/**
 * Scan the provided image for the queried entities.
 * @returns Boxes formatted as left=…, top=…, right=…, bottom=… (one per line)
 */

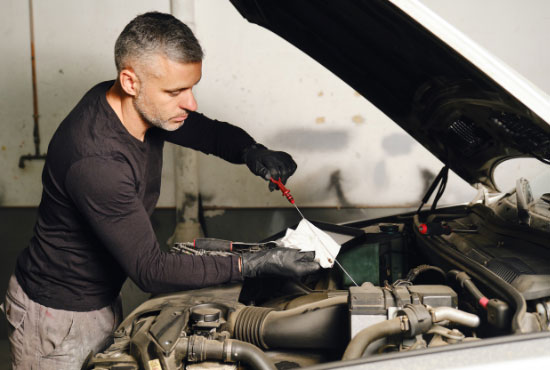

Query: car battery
left=338, top=223, right=408, bottom=286
left=349, top=282, right=458, bottom=355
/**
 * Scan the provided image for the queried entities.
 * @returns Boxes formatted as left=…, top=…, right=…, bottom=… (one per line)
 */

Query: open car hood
left=230, top=0, right=550, bottom=191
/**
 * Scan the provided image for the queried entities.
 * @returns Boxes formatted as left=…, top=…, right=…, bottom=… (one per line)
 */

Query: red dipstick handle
left=270, top=177, right=295, bottom=204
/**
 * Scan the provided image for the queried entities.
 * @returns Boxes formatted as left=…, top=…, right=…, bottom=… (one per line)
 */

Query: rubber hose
left=342, top=317, right=403, bottom=361
left=261, top=295, right=348, bottom=350
left=227, top=340, right=276, bottom=370
left=262, top=304, right=347, bottom=350
left=232, top=295, right=348, bottom=350
left=407, top=264, right=446, bottom=283
left=448, top=270, right=484, bottom=301
left=413, top=214, right=527, bottom=333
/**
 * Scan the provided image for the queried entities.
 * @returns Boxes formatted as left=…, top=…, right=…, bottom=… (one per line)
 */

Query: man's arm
left=161, top=111, right=297, bottom=189
left=161, top=111, right=255, bottom=163
left=65, top=156, right=242, bottom=294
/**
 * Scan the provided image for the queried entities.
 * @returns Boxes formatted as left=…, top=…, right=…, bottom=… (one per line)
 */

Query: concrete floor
left=0, top=206, right=408, bottom=368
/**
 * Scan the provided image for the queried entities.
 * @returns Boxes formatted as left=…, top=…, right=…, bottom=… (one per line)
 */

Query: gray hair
left=114, top=12, right=203, bottom=74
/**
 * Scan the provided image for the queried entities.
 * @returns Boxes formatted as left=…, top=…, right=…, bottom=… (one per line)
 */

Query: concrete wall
left=0, top=0, right=548, bottom=208
left=1, top=0, right=34, bottom=205
left=0, top=0, right=170, bottom=206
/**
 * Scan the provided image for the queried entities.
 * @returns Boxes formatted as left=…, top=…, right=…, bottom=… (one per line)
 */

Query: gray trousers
left=1, top=274, right=122, bottom=370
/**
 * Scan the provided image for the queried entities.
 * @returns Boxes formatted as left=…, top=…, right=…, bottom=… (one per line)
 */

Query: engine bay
left=86, top=201, right=550, bottom=370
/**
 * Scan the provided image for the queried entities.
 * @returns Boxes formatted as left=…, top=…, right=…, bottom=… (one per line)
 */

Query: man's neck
left=106, top=81, right=150, bottom=142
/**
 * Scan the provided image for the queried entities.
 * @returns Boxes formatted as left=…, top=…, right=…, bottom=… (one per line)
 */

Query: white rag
left=280, top=219, right=341, bottom=268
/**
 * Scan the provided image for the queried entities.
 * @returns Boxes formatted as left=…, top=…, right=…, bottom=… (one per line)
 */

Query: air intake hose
left=175, top=336, right=276, bottom=370
left=232, top=295, right=349, bottom=350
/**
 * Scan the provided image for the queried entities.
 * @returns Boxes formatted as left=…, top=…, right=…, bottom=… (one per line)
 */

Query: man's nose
left=180, top=90, right=198, bottom=112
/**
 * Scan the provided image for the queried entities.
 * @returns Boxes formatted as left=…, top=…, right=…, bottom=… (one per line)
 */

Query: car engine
left=86, top=188, right=550, bottom=370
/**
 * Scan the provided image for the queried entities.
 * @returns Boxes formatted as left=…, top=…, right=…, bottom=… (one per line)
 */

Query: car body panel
left=310, top=332, right=550, bottom=370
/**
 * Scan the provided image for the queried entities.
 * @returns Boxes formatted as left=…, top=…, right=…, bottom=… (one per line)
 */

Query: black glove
left=241, top=247, right=320, bottom=279
left=242, top=144, right=297, bottom=191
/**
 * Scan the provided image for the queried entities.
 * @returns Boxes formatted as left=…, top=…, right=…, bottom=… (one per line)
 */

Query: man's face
left=133, top=55, right=202, bottom=131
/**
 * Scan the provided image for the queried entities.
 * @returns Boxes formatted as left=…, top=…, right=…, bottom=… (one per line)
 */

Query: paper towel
left=280, top=219, right=341, bottom=268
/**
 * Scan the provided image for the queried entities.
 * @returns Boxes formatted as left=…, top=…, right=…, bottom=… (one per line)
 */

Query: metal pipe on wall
left=19, top=0, right=46, bottom=169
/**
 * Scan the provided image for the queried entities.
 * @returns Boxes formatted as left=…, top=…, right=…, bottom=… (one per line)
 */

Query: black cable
left=405, top=264, right=446, bottom=283
left=430, top=167, right=449, bottom=211
left=416, top=165, right=449, bottom=214
left=448, top=270, right=485, bottom=302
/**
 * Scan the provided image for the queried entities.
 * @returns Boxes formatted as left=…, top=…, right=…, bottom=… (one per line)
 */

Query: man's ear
left=119, top=68, right=140, bottom=97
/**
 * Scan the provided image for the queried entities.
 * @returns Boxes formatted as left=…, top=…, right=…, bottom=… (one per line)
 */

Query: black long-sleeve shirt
left=15, top=81, right=255, bottom=311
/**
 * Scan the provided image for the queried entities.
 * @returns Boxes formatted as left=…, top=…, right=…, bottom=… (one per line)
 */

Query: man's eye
left=167, top=88, right=190, bottom=97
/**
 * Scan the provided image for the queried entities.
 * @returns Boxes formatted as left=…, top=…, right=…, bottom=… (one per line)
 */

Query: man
left=3, top=12, right=319, bottom=369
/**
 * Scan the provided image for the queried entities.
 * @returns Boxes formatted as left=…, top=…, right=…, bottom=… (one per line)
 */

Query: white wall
left=0, top=0, right=170, bottom=206
left=0, top=0, right=548, bottom=208
left=1, top=0, right=34, bottom=205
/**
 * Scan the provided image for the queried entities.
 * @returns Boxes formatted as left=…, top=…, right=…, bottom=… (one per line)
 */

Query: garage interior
left=0, top=0, right=548, bottom=368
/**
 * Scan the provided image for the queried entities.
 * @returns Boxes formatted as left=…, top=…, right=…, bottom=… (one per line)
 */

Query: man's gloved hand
left=242, top=144, right=297, bottom=191
left=241, top=247, right=320, bottom=279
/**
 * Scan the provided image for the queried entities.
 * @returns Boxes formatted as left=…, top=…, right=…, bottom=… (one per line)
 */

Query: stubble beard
left=133, top=90, right=181, bottom=132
